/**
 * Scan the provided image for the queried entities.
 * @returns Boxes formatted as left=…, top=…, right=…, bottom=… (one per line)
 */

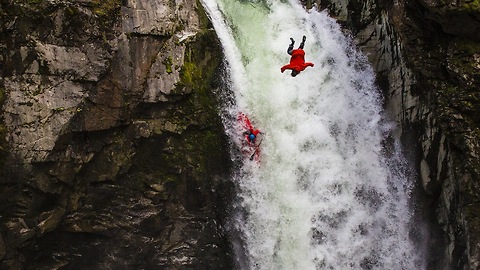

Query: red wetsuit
left=237, top=112, right=262, bottom=160
left=280, top=49, right=314, bottom=74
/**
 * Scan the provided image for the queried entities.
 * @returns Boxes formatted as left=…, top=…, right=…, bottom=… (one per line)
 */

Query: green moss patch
left=178, top=30, right=221, bottom=105
left=126, top=29, right=226, bottom=193
left=91, top=0, right=121, bottom=18
left=462, top=0, right=480, bottom=12
left=163, top=56, right=174, bottom=74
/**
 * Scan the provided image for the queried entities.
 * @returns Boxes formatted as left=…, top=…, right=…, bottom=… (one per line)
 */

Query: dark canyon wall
left=2, top=0, right=480, bottom=269
left=0, top=0, right=233, bottom=269
left=309, top=0, right=480, bottom=269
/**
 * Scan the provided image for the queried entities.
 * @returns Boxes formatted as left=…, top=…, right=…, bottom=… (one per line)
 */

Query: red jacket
left=280, top=49, right=314, bottom=73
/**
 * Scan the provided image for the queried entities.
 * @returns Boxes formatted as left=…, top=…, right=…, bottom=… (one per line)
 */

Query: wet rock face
left=314, top=0, right=480, bottom=269
left=0, top=0, right=233, bottom=269
left=417, top=0, right=480, bottom=42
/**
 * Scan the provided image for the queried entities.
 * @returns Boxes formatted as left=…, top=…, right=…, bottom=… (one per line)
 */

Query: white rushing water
left=201, top=0, right=424, bottom=269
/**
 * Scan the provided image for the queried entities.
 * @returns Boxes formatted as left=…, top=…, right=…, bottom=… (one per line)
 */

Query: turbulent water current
left=200, top=0, right=425, bottom=269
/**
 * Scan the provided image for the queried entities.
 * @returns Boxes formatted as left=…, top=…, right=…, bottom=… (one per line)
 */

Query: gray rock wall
left=0, top=0, right=233, bottom=269
left=312, top=0, right=480, bottom=269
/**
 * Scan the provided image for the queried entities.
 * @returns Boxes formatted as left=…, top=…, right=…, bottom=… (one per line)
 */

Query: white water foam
left=201, top=0, right=424, bottom=269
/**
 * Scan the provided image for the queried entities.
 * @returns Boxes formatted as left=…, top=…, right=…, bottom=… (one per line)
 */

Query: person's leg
left=298, top=35, right=306, bottom=49
left=287, top=38, right=295, bottom=55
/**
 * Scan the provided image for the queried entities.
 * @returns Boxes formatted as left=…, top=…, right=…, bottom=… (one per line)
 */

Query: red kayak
left=237, top=112, right=261, bottom=161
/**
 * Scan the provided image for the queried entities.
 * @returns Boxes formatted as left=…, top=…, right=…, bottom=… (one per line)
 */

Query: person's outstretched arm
left=281, top=64, right=292, bottom=73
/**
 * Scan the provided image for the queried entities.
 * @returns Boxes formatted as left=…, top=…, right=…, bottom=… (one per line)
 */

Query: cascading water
left=201, top=0, right=425, bottom=269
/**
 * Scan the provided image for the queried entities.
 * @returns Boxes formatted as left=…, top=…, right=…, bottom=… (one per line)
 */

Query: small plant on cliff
left=91, top=0, right=121, bottom=17
left=462, top=0, right=480, bottom=12
left=163, top=56, right=174, bottom=74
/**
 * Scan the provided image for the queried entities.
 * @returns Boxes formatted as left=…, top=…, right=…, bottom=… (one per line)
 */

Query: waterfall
left=201, top=0, right=424, bottom=269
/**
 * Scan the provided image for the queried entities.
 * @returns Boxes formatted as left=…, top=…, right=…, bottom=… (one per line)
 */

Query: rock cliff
left=2, top=0, right=480, bottom=269
left=312, top=0, right=480, bottom=269
left=0, top=0, right=233, bottom=269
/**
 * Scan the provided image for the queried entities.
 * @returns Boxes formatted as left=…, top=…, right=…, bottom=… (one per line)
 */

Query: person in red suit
left=280, top=35, right=314, bottom=77
left=238, top=112, right=261, bottom=146
left=245, top=128, right=261, bottom=145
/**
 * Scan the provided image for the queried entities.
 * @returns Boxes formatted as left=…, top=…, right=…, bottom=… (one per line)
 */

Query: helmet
left=291, top=70, right=299, bottom=77
left=249, top=134, right=256, bottom=141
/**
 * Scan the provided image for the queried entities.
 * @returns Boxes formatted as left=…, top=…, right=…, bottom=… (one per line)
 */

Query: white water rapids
left=200, top=0, right=425, bottom=269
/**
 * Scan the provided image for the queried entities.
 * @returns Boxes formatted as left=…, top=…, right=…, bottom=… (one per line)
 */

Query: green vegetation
left=462, top=0, right=480, bottom=12
left=129, top=28, right=226, bottom=186
left=65, top=6, right=80, bottom=17
left=91, top=0, right=121, bottom=18
left=163, top=56, right=174, bottom=74
left=52, top=107, right=66, bottom=112
left=128, top=29, right=226, bottom=190
left=178, top=30, right=220, bottom=99
left=180, top=51, right=200, bottom=87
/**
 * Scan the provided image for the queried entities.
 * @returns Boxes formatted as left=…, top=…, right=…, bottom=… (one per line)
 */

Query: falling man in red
left=280, top=35, right=314, bottom=77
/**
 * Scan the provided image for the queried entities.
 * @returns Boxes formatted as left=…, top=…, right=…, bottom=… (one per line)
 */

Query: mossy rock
left=461, top=0, right=480, bottom=12
left=440, top=38, right=480, bottom=122
left=3, top=1, right=120, bottom=48
left=91, top=0, right=120, bottom=17
left=447, top=39, right=480, bottom=79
